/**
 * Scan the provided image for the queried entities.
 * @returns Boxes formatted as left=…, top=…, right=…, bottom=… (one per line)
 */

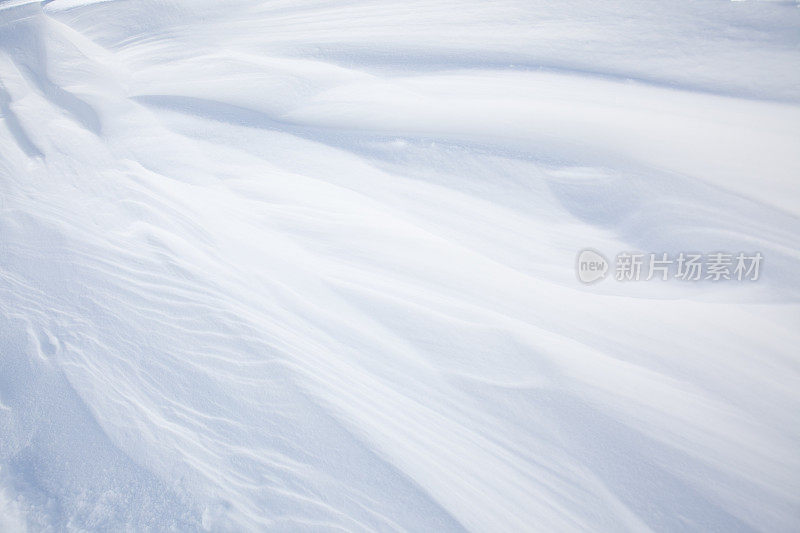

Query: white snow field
left=1, top=0, right=800, bottom=531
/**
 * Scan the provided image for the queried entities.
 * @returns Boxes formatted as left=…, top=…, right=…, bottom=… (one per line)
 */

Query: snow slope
left=1, top=0, right=799, bottom=531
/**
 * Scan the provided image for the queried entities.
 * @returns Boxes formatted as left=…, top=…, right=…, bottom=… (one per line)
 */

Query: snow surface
left=1, top=0, right=799, bottom=531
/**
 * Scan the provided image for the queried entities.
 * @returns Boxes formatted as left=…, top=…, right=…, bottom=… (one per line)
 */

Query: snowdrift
left=1, top=1, right=799, bottom=531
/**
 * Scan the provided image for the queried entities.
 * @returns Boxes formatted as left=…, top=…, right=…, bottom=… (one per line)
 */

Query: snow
left=1, top=0, right=799, bottom=531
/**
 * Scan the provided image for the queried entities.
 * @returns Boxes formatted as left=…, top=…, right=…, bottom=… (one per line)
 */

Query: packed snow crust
left=1, top=0, right=799, bottom=531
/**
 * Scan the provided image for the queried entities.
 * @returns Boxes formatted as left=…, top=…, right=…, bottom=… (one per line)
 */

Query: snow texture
left=1, top=0, right=799, bottom=531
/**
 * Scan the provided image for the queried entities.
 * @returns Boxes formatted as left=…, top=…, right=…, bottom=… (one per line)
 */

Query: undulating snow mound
left=1, top=1, right=799, bottom=531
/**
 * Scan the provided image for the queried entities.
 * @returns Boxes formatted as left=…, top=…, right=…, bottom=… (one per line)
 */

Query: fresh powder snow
left=1, top=0, right=799, bottom=531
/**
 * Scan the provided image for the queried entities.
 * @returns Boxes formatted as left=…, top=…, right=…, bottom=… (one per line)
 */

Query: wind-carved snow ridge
left=1, top=0, right=799, bottom=531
